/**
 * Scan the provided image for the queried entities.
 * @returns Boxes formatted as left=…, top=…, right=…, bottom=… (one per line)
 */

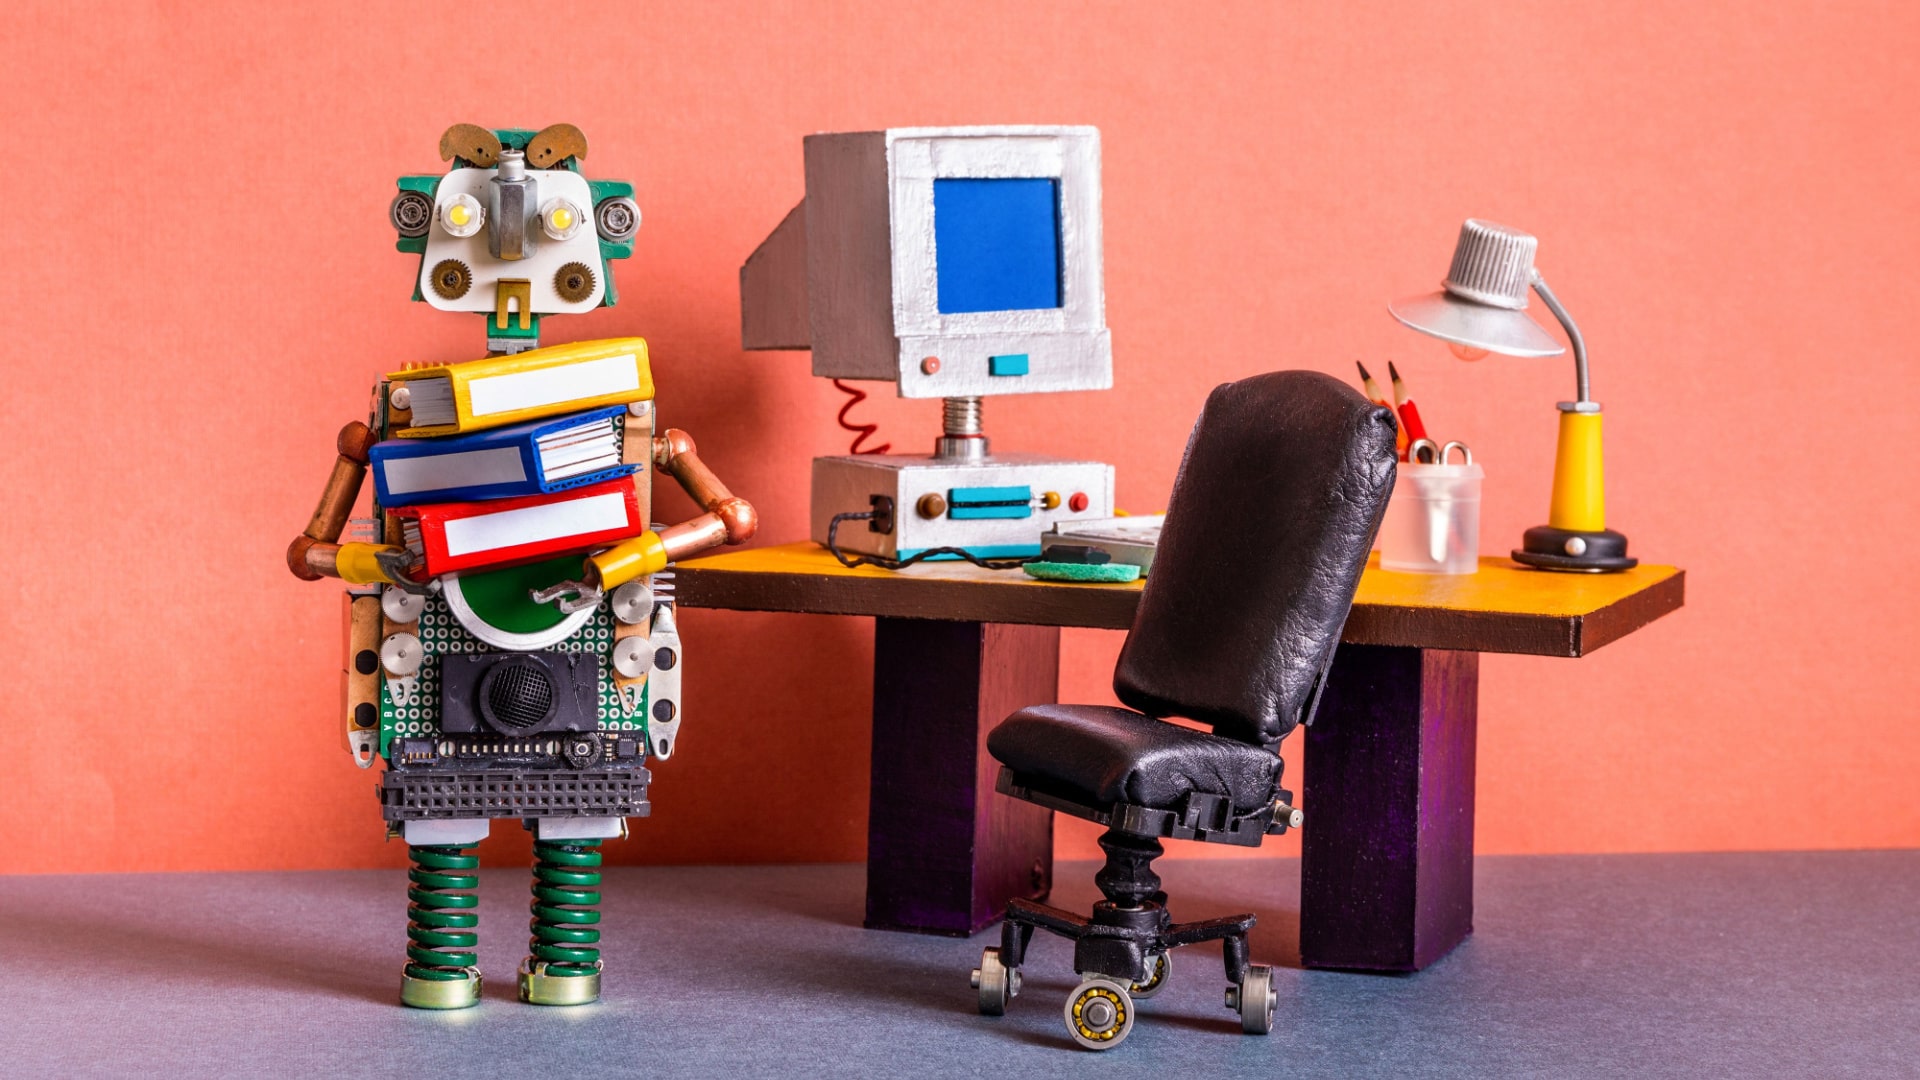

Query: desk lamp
left=1389, top=219, right=1635, bottom=572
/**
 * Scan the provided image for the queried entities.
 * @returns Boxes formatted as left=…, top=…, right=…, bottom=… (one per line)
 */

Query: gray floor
left=0, top=851, right=1915, bottom=1078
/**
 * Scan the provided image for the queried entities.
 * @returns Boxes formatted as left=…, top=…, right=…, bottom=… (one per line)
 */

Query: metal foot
left=519, top=960, right=602, bottom=1006
left=400, top=969, right=482, bottom=1010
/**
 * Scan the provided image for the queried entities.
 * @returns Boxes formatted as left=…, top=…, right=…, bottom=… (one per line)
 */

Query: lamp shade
left=1388, top=219, right=1566, bottom=358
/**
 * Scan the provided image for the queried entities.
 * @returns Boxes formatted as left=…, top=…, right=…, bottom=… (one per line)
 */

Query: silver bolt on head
left=1443, top=220, right=1539, bottom=310
left=1564, top=536, right=1589, bottom=556
left=389, top=384, right=412, bottom=411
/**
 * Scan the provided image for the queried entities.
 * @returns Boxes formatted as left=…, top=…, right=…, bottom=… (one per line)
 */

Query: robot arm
left=534, top=428, right=757, bottom=614
left=284, top=421, right=430, bottom=591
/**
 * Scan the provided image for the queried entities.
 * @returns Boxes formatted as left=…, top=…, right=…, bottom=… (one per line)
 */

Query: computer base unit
left=811, top=453, right=1115, bottom=562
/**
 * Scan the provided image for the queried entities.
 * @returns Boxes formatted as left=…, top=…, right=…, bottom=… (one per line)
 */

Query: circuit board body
left=349, top=403, right=676, bottom=825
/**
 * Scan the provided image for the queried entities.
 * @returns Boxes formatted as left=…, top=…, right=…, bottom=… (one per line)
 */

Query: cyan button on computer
left=989, top=353, right=1030, bottom=376
left=947, top=484, right=1034, bottom=519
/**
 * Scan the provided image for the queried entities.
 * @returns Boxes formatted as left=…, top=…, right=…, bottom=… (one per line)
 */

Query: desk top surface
left=674, top=542, right=1684, bottom=657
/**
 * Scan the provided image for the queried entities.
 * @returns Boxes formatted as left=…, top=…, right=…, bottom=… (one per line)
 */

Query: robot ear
left=439, top=124, right=502, bottom=168
left=526, top=124, right=588, bottom=168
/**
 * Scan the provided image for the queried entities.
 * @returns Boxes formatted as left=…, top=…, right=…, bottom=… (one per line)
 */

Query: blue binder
left=370, top=405, right=638, bottom=507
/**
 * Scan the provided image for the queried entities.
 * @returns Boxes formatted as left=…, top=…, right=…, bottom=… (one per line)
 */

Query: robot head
left=390, top=124, right=641, bottom=350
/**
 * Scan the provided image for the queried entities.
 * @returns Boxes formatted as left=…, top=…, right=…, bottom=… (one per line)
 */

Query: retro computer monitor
left=741, top=125, right=1116, bottom=562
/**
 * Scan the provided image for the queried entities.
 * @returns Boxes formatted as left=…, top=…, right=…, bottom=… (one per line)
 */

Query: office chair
left=968, top=370, right=1397, bottom=1049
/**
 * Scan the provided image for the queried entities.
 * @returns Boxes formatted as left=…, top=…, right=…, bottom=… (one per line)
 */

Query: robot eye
left=540, top=198, right=584, bottom=241
left=440, top=193, right=485, bottom=238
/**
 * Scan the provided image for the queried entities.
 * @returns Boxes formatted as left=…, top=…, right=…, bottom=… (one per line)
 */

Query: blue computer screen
left=932, top=178, right=1062, bottom=314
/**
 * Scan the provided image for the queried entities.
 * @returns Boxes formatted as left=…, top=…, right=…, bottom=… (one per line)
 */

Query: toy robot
left=285, top=124, right=755, bottom=1009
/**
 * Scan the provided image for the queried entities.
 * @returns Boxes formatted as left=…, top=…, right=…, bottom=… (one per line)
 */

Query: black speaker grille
left=482, top=662, right=555, bottom=730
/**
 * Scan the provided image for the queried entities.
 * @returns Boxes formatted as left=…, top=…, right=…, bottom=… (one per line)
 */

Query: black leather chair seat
left=988, top=705, right=1281, bottom=814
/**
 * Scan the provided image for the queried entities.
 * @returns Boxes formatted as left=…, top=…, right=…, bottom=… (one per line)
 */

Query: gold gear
left=430, top=259, right=472, bottom=300
left=554, top=262, right=596, bottom=303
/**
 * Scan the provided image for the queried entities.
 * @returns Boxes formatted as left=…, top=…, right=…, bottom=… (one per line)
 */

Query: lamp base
left=1512, top=525, right=1637, bottom=573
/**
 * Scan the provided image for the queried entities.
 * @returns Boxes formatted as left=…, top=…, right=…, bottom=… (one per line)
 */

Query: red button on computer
left=1068, top=492, right=1089, bottom=513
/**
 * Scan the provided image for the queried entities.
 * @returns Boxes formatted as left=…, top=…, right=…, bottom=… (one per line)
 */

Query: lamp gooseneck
left=1528, top=271, right=1592, bottom=408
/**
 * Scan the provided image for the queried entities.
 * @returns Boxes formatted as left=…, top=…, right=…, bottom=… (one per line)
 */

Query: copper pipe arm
left=287, top=421, right=375, bottom=580
left=658, top=515, right=731, bottom=563
left=653, top=429, right=758, bottom=561
left=529, top=427, right=760, bottom=614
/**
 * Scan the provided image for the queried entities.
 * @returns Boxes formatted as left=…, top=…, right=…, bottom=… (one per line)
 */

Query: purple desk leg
left=864, top=618, right=1057, bottom=935
left=1300, top=644, right=1478, bottom=971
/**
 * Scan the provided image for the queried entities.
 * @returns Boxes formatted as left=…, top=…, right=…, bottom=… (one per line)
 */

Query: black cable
left=825, top=511, right=1036, bottom=571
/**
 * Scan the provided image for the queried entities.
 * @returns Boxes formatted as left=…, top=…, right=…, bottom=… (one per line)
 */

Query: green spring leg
left=520, top=838, right=604, bottom=1005
left=400, top=843, right=482, bottom=1009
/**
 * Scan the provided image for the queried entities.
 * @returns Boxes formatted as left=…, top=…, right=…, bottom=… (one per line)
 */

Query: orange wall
left=3, top=1, right=1915, bottom=874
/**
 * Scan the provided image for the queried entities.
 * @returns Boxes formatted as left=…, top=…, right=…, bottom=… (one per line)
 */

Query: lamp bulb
left=1449, top=342, right=1490, bottom=362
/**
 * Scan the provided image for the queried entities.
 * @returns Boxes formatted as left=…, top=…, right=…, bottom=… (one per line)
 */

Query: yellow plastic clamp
left=335, top=542, right=403, bottom=586
left=587, top=531, right=669, bottom=591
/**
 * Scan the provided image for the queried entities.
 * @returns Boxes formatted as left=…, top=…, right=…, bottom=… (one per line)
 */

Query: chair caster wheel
left=1130, top=951, right=1170, bottom=999
left=971, top=947, right=1020, bottom=1016
left=1065, top=976, right=1134, bottom=1050
left=1225, top=964, right=1276, bottom=1034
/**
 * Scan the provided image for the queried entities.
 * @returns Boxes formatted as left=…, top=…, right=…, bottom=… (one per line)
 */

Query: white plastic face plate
left=884, top=128, right=1110, bottom=398
left=420, top=167, right=606, bottom=315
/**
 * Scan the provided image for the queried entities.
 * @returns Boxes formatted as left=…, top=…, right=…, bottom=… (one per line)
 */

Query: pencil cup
left=1380, top=444, right=1483, bottom=575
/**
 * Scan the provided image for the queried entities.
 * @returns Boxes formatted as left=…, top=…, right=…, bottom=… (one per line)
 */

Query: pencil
left=1386, top=361, right=1430, bottom=443
left=1357, top=361, right=1408, bottom=457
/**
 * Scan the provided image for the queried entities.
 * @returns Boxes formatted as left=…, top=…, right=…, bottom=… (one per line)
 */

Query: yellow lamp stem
left=1548, top=408, right=1606, bottom=533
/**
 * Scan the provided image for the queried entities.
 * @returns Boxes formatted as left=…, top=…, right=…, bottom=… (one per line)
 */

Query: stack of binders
left=371, top=338, right=656, bottom=580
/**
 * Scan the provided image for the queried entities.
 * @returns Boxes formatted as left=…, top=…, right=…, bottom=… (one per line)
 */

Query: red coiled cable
left=831, top=379, right=890, bottom=454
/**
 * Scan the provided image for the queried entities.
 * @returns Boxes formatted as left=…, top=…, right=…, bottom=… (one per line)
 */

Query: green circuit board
left=378, top=590, right=646, bottom=758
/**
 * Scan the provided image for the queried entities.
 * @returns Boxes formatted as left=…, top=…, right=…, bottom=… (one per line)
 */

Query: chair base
left=969, top=827, right=1278, bottom=1049
left=1001, top=895, right=1257, bottom=986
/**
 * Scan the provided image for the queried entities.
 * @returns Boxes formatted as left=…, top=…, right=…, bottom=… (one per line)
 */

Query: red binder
left=392, top=476, right=644, bottom=577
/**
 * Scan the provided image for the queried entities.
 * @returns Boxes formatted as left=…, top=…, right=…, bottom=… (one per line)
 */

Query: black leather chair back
left=1114, top=371, right=1398, bottom=748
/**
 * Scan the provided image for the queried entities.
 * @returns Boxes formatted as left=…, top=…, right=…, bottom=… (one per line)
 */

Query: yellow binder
left=387, top=337, right=655, bottom=438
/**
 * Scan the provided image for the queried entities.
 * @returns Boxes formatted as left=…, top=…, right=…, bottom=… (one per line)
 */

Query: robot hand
left=533, top=429, right=755, bottom=612
left=373, top=549, right=435, bottom=594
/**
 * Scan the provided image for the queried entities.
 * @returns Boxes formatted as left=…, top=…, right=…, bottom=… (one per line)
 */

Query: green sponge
left=1023, top=561, right=1142, bottom=583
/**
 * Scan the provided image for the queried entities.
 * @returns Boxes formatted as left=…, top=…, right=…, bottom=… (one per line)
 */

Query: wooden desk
left=676, top=542, right=1685, bottom=970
